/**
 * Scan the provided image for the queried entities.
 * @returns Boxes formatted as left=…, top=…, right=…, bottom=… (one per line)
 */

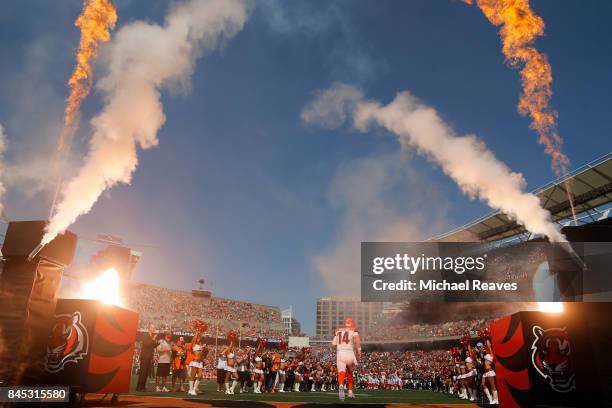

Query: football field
left=88, top=377, right=480, bottom=406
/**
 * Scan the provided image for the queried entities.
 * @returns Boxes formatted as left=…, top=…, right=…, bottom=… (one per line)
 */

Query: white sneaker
left=162, top=387, right=169, bottom=392
left=348, top=390, right=355, bottom=399
left=188, top=390, right=197, bottom=396
left=156, top=386, right=161, bottom=392
left=339, top=386, right=345, bottom=401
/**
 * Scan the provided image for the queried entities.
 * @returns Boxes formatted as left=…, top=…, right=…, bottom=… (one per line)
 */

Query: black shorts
left=217, top=369, right=226, bottom=384
left=157, top=363, right=170, bottom=377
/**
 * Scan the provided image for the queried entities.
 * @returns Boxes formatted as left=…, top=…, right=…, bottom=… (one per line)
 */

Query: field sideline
left=82, top=377, right=481, bottom=406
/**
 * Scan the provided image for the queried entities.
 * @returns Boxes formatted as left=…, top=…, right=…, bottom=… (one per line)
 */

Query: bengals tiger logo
left=531, top=325, right=575, bottom=393
left=45, top=311, right=89, bottom=373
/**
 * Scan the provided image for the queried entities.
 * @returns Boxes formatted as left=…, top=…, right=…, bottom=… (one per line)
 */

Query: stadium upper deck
left=432, top=152, right=612, bottom=244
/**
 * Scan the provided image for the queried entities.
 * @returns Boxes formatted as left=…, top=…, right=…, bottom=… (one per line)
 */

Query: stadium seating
left=124, top=283, right=286, bottom=340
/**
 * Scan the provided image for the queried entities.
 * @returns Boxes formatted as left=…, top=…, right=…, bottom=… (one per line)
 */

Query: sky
left=0, top=0, right=611, bottom=334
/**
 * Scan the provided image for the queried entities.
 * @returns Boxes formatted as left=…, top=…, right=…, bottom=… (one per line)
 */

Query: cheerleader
left=293, top=361, right=304, bottom=392
left=451, top=347, right=467, bottom=399
left=277, top=359, right=288, bottom=392
left=462, top=357, right=478, bottom=401
left=187, top=322, right=208, bottom=396
left=482, top=354, right=498, bottom=404
left=224, top=352, right=239, bottom=394
left=252, top=356, right=265, bottom=393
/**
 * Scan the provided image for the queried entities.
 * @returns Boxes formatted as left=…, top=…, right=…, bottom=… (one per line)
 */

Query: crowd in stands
left=362, top=318, right=494, bottom=341
left=126, top=284, right=501, bottom=344
left=125, top=283, right=285, bottom=339
left=309, top=345, right=453, bottom=387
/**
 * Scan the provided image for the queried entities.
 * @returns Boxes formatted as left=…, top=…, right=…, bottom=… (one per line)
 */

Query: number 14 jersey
left=333, top=328, right=359, bottom=352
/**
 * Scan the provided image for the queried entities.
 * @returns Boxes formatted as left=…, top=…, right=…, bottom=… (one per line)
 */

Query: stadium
left=117, top=153, right=610, bottom=407
left=1, top=153, right=609, bottom=407
left=0, top=1, right=611, bottom=407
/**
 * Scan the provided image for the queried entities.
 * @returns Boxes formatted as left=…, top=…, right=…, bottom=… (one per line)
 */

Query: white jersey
left=332, top=328, right=359, bottom=352
left=217, top=356, right=227, bottom=370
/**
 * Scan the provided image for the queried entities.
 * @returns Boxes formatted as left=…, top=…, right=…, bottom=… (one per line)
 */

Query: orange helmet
left=344, top=317, right=355, bottom=329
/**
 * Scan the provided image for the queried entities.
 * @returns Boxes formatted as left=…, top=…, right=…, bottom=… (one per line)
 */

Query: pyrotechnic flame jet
left=464, top=0, right=577, bottom=222
left=49, top=0, right=118, bottom=217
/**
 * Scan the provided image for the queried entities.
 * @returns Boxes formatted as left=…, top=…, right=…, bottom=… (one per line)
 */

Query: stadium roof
left=432, top=152, right=612, bottom=243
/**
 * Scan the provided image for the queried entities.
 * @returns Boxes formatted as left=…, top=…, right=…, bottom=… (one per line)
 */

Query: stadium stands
left=310, top=345, right=453, bottom=389
left=125, top=283, right=286, bottom=340
left=361, top=318, right=494, bottom=342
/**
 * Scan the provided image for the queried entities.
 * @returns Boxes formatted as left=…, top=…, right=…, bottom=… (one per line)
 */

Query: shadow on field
left=191, top=400, right=389, bottom=408
left=189, top=401, right=276, bottom=408
left=299, top=404, right=388, bottom=408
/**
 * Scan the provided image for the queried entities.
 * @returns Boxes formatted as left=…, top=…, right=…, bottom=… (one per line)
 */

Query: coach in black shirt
left=136, top=324, right=158, bottom=392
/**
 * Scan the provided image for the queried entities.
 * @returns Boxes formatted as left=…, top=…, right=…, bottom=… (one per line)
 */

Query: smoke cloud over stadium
left=41, top=0, right=249, bottom=246
left=313, top=153, right=448, bottom=295
left=301, top=83, right=564, bottom=243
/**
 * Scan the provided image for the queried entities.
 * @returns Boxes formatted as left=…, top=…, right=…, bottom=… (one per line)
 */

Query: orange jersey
left=173, top=343, right=186, bottom=370
left=185, top=343, right=195, bottom=366
left=271, top=354, right=281, bottom=371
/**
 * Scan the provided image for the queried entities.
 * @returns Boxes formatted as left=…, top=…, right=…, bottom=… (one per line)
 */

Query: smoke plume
left=50, top=0, right=117, bottom=217
left=42, top=0, right=249, bottom=246
left=302, top=83, right=564, bottom=242
left=465, top=0, right=576, bottom=218
left=314, top=153, right=449, bottom=295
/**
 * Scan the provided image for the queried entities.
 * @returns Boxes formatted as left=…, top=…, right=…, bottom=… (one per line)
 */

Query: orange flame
left=49, top=0, right=117, bottom=218
left=466, top=0, right=576, bottom=220
left=60, top=0, right=117, bottom=153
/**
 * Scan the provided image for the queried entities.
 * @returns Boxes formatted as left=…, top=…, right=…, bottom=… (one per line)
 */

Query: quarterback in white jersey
left=332, top=317, right=361, bottom=400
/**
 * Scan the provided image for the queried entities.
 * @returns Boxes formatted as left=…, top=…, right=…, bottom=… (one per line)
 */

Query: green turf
left=129, top=376, right=470, bottom=404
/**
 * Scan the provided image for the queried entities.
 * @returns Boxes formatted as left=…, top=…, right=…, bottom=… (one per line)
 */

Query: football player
left=332, top=317, right=361, bottom=400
